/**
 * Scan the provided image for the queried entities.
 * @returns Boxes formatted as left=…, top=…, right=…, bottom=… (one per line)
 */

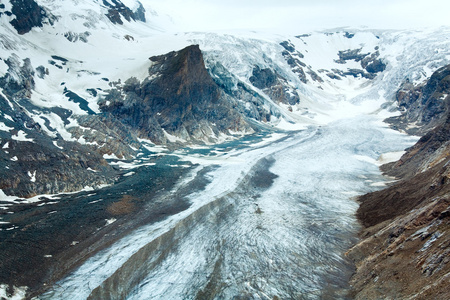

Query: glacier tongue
left=40, top=114, right=417, bottom=299
left=123, top=117, right=415, bottom=299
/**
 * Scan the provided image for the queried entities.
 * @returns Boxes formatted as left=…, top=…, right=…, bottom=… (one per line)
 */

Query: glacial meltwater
left=40, top=115, right=417, bottom=299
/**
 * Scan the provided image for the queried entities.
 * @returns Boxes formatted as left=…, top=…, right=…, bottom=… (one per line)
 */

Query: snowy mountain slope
left=1, top=1, right=450, bottom=299
left=0, top=0, right=450, bottom=197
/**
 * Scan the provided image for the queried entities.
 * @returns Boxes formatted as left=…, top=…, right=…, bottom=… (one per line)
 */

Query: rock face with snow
left=100, top=45, right=252, bottom=144
left=0, top=54, right=117, bottom=198
left=249, top=65, right=300, bottom=106
left=349, top=65, right=450, bottom=300
left=386, top=64, right=450, bottom=135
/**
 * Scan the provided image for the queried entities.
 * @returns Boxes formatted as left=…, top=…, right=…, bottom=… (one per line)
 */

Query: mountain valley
left=0, top=0, right=450, bottom=299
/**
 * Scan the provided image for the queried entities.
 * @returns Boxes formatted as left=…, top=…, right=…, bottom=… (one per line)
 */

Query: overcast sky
left=144, top=0, right=450, bottom=33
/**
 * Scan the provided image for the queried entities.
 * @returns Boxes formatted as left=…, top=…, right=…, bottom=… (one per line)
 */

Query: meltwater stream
left=41, top=116, right=417, bottom=299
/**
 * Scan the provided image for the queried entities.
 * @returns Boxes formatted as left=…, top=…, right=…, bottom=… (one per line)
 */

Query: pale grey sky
left=144, top=0, right=450, bottom=33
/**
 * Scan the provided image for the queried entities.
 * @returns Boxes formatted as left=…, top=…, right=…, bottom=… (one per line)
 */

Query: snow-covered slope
left=0, top=0, right=450, bottom=197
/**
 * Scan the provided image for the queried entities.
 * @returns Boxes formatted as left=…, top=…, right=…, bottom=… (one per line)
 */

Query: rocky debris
left=100, top=45, right=252, bottom=144
left=280, top=40, right=308, bottom=83
left=307, top=69, right=324, bottom=83
left=103, top=0, right=146, bottom=24
left=334, top=48, right=386, bottom=79
left=326, top=72, right=341, bottom=80
left=386, top=64, right=450, bottom=135
left=63, top=31, right=91, bottom=43
left=349, top=64, right=450, bottom=300
left=0, top=138, right=116, bottom=198
left=349, top=192, right=450, bottom=300
left=249, top=65, right=300, bottom=105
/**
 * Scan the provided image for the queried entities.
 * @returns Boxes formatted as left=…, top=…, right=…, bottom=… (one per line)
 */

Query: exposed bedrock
left=100, top=45, right=252, bottom=144
left=349, top=64, right=450, bottom=300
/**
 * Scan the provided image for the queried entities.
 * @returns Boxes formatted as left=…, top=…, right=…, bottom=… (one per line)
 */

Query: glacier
left=40, top=115, right=418, bottom=299
left=1, top=1, right=450, bottom=299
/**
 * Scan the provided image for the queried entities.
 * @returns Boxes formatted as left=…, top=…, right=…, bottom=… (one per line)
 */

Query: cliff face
left=100, top=45, right=252, bottom=144
left=385, top=64, right=450, bottom=136
left=349, top=65, right=450, bottom=300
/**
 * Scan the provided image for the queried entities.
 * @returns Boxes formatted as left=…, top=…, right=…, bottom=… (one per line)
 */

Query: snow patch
left=377, top=151, right=405, bottom=165
left=105, top=218, right=117, bottom=226
left=103, top=153, right=121, bottom=160
left=28, top=170, right=37, bottom=182
left=53, top=141, right=64, bottom=149
left=0, top=122, right=13, bottom=132
left=11, top=131, right=34, bottom=142
left=163, top=129, right=187, bottom=143
left=0, top=284, right=27, bottom=300
left=110, top=161, right=156, bottom=170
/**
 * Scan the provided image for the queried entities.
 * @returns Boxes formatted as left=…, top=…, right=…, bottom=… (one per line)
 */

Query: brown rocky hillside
left=348, top=65, right=450, bottom=299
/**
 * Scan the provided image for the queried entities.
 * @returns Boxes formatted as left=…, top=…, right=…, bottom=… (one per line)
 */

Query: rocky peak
left=148, top=45, right=219, bottom=101
left=100, top=45, right=251, bottom=144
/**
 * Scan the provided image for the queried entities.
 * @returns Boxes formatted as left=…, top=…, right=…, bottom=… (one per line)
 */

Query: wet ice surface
left=41, top=116, right=417, bottom=300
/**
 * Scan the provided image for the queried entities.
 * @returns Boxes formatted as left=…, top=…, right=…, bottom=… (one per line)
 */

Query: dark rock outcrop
left=206, top=60, right=279, bottom=123
left=9, top=0, right=45, bottom=34
left=334, top=48, right=386, bottom=79
left=8, top=0, right=56, bottom=34
left=280, top=40, right=308, bottom=84
left=249, top=65, right=300, bottom=106
left=349, top=65, right=450, bottom=300
left=335, top=49, right=369, bottom=64
left=386, top=64, right=450, bottom=135
left=100, top=45, right=251, bottom=144
left=68, top=114, right=141, bottom=160
left=103, top=0, right=146, bottom=24
left=249, top=66, right=277, bottom=90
